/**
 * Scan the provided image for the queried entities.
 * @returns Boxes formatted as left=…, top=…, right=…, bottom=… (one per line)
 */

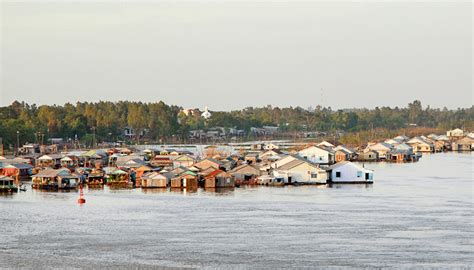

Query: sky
left=1, top=0, right=472, bottom=111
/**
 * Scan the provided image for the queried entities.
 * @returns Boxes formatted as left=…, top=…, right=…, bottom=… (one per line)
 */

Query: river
left=0, top=152, right=472, bottom=268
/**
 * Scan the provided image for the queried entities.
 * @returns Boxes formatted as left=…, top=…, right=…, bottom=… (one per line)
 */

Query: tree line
left=0, top=100, right=472, bottom=147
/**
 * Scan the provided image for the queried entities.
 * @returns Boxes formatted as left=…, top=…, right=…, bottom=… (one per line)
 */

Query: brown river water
left=0, top=152, right=472, bottom=269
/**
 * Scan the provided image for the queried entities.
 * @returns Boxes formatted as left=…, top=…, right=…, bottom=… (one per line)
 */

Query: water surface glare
left=1, top=152, right=473, bottom=268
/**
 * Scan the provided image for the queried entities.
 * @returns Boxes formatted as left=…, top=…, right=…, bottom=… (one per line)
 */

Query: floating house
left=388, top=143, right=417, bottom=162
left=36, top=154, right=63, bottom=168
left=60, top=156, right=74, bottom=167
left=357, top=150, right=379, bottom=161
left=150, top=156, right=174, bottom=167
left=229, top=164, right=261, bottom=184
left=141, top=172, right=168, bottom=188
left=365, top=142, right=392, bottom=160
left=256, top=175, right=285, bottom=186
left=297, top=146, right=335, bottom=165
left=317, top=141, right=335, bottom=148
left=1, top=163, right=33, bottom=180
left=446, top=128, right=464, bottom=138
left=452, top=137, right=474, bottom=151
left=171, top=171, right=198, bottom=189
left=334, top=149, right=351, bottom=162
left=272, top=159, right=327, bottom=185
left=32, top=168, right=80, bottom=189
left=86, top=168, right=105, bottom=185
left=103, top=167, right=130, bottom=187
left=327, top=161, right=373, bottom=184
left=0, top=175, right=17, bottom=193
left=172, top=154, right=194, bottom=168
left=204, top=170, right=234, bottom=188
left=407, top=137, right=434, bottom=152
left=193, top=158, right=224, bottom=171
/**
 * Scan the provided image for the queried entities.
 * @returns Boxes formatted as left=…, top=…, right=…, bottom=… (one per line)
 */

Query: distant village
left=0, top=125, right=472, bottom=193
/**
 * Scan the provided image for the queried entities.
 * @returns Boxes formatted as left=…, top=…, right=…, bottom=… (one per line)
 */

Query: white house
left=263, top=143, right=280, bottom=150
left=393, top=135, right=409, bottom=142
left=272, top=160, right=327, bottom=184
left=327, top=161, right=373, bottom=184
left=201, top=107, right=212, bottom=119
left=268, top=155, right=300, bottom=170
left=297, top=146, right=335, bottom=165
left=259, top=150, right=285, bottom=162
left=384, top=139, right=402, bottom=146
left=317, top=140, right=335, bottom=148
left=446, top=128, right=464, bottom=138
left=365, top=142, right=392, bottom=159
left=407, top=137, right=434, bottom=152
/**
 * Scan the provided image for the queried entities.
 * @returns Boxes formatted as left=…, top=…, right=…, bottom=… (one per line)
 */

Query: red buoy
left=77, top=184, right=86, bottom=204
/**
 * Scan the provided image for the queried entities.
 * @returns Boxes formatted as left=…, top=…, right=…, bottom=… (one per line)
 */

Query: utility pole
left=16, top=130, right=20, bottom=156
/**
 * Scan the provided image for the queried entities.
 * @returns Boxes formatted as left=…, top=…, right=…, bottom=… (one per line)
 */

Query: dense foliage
left=0, top=100, right=473, bottom=147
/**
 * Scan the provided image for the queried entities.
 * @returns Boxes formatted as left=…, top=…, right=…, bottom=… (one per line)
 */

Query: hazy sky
left=1, top=0, right=472, bottom=110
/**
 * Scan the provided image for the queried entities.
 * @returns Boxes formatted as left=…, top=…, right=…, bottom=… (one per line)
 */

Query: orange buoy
left=77, top=184, right=86, bottom=204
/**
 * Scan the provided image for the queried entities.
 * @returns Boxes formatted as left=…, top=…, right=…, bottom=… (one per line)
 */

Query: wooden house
left=393, top=135, right=409, bottom=142
left=334, top=149, right=351, bottom=162
left=388, top=143, right=417, bottom=162
left=357, top=150, right=379, bottom=161
left=150, top=156, right=174, bottom=168
left=229, top=164, right=261, bottom=184
left=141, top=172, right=168, bottom=188
left=244, top=153, right=259, bottom=164
left=32, top=168, right=80, bottom=189
left=171, top=171, right=198, bottom=189
left=81, top=150, right=108, bottom=167
left=1, top=163, right=32, bottom=180
left=365, top=143, right=392, bottom=160
left=60, top=156, right=74, bottom=167
left=133, top=165, right=153, bottom=187
left=193, top=158, right=223, bottom=171
left=0, top=175, right=17, bottom=193
left=172, top=154, right=194, bottom=168
left=37, top=154, right=63, bottom=168
left=204, top=170, right=234, bottom=188
left=103, top=167, right=130, bottom=187
left=86, top=168, right=105, bottom=185
left=407, top=137, right=434, bottom=153
left=452, top=137, right=474, bottom=151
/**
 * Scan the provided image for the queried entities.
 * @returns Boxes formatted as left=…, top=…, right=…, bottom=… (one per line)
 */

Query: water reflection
left=170, top=187, right=198, bottom=194
left=203, top=187, right=235, bottom=196
left=327, top=183, right=373, bottom=189
left=141, top=188, right=167, bottom=194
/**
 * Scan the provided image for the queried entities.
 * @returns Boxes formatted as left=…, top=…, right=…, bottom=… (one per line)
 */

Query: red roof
left=205, top=169, right=224, bottom=178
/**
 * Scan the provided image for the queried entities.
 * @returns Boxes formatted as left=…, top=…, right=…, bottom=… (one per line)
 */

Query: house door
left=288, top=177, right=292, bottom=184
left=365, top=173, right=370, bottom=180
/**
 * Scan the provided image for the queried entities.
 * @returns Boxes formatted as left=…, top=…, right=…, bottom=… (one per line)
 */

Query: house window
left=319, top=157, right=323, bottom=161
left=311, top=173, right=318, bottom=178
left=336, top=172, right=341, bottom=178
left=357, top=171, right=362, bottom=178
